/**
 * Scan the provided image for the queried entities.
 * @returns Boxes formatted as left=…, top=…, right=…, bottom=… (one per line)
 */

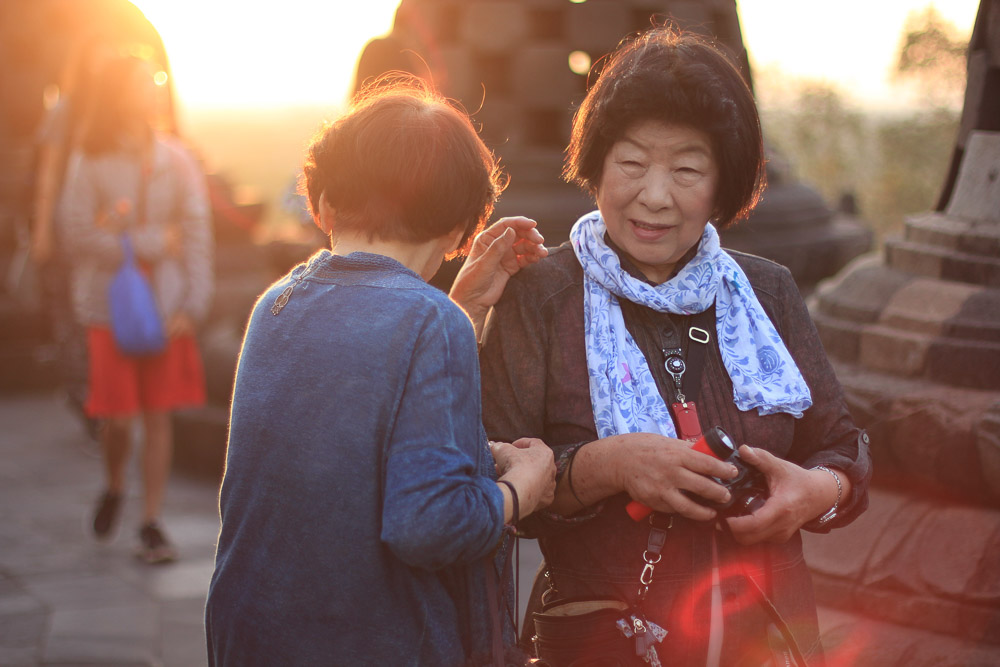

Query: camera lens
left=703, top=427, right=736, bottom=460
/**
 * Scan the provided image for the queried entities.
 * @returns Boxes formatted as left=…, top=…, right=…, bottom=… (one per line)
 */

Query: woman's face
left=122, top=62, right=158, bottom=122
left=595, top=121, right=718, bottom=284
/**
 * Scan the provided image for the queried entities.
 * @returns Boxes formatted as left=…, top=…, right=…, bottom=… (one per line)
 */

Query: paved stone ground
left=0, top=392, right=542, bottom=666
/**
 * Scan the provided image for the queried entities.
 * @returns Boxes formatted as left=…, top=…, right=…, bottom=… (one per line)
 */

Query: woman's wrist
left=497, top=479, right=519, bottom=526
left=549, top=437, right=628, bottom=514
left=465, top=304, right=490, bottom=343
left=808, top=465, right=844, bottom=526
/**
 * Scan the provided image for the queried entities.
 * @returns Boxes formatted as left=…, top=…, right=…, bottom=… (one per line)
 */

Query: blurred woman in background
left=59, top=54, right=213, bottom=563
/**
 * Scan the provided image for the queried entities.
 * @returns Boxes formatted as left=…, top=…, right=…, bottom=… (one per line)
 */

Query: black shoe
left=136, top=522, right=177, bottom=565
left=92, top=491, right=122, bottom=539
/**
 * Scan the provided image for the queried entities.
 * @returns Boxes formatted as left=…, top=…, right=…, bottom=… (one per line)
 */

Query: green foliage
left=757, top=6, right=966, bottom=245
left=760, top=86, right=959, bottom=244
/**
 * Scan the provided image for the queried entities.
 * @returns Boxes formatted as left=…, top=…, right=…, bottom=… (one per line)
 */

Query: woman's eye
left=673, top=168, right=703, bottom=185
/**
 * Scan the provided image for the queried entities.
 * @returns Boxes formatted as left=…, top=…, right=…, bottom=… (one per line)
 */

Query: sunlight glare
left=130, top=0, right=400, bottom=110
left=127, top=0, right=982, bottom=114
left=737, top=0, right=980, bottom=110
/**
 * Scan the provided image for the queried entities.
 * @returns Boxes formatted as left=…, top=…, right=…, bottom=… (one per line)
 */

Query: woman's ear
left=316, top=191, right=335, bottom=235
left=443, top=225, right=466, bottom=255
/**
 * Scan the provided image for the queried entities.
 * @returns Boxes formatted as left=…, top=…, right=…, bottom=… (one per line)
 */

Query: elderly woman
left=205, top=79, right=556, bottom=666
left=480, top=29, right=872, bottom=666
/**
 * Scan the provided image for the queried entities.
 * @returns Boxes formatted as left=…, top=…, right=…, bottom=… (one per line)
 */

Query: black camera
left=685, top=426, right=768, bottom=519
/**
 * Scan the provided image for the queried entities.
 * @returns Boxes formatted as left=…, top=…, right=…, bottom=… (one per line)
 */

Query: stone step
left=830, top=359, right=1000, bottom=505
left=803, top=487, right=1000, bottom=648
left=884, top=237, right=1000, bottom=286
left=904, top=211, right=1000, bottom=257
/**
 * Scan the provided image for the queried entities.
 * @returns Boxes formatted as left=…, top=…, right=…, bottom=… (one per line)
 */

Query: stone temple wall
left=801, top=2, right=1000, bottom=662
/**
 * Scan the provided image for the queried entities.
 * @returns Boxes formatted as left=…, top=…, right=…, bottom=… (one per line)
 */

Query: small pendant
left=270, top=284, right=294, bottom=315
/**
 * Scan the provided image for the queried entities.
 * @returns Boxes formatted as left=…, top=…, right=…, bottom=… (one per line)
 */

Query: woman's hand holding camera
left=614, top=433, right=739, bottom=522
left=724, top=446, right=849, bottom=545
left=491, top=438, right=556, bottom=523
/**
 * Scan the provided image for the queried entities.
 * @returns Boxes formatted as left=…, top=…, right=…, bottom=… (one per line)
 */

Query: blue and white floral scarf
left=570, top=210, right=812, bottom=440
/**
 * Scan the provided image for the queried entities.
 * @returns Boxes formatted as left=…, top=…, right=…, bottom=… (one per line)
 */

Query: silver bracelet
left=811, top=465, right=842, bottom=526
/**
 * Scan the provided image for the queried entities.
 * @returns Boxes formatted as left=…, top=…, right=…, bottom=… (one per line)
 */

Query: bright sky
left=131, top=0, right=981, bottom=112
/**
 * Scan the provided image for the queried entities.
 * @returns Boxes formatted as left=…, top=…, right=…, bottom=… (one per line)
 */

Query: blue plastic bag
left=108, top=235, right=166, bottom=356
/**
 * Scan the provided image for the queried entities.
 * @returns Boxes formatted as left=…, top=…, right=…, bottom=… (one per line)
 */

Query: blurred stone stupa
left=354, top=0, right=873, bottom=292
left=802, top=0, right=1000, bottom=663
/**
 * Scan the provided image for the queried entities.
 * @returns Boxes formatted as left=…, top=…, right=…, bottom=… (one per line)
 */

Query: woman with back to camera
left=205, top=77, right=556, bottom=666
left=59, top=54, right=212, bottom=564
left=479, top=28, right=872, bottom=666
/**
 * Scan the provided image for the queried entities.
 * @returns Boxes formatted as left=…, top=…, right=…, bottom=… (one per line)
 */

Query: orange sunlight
left=127, top=0, right=981, bottom=114
left=129, top=0, right=400, bottom=111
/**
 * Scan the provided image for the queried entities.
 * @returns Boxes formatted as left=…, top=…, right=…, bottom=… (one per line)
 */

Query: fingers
left=681, top=469, right=733, bottom=507
left=492, top=216, right=544, bottom=243
left=511, top=237, right=548, bottom=263
left=498, top=437, right=557, bottom=515
left=686, top=449, right=739, bottom=481
left=476, top=217, right=545, bottom=252
left=737, top=444, right=776, bottom=473
left=724, top=505, right=789, bottom=545
left=666, top=492, right=720, bottom=522
left=723, top=485, right=801, bottom=545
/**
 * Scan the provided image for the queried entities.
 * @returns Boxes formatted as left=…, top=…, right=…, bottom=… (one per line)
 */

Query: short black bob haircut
left=302, top=75, right=504, bottom=257
left=564, top=27, right=766, bottom=229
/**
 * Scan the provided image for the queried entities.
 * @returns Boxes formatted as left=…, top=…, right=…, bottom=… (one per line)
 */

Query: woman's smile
left=596, top=121, right=719, bottom=284
left=629, top=218, right=678, bottom=241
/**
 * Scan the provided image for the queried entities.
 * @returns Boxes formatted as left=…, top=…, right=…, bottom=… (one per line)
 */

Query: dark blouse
left=479, top=242, right=872, bottom=665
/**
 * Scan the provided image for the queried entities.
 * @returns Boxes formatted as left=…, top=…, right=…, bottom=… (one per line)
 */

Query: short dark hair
left=302, top=76, right=504, bottom=257
left=564, top=28, right=766, bottom=229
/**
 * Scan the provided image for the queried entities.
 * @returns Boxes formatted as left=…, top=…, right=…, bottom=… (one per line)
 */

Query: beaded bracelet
left=811, top=465, right=842, bottom=526
left=497, top=480, right=519, bottom=528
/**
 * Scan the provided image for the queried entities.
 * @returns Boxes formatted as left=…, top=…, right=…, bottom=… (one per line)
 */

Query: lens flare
left=568, top=50, right=591, bottom=75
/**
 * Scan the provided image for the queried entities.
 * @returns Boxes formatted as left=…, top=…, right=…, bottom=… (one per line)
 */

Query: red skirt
left=85, top=327, right=206, bottom=417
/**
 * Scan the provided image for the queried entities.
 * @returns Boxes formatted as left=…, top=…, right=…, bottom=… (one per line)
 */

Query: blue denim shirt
left=206, top=251, right=509, bottom=666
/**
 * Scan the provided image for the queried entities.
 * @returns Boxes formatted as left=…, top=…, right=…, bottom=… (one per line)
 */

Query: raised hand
left=449, top=216, right=547, bottom=338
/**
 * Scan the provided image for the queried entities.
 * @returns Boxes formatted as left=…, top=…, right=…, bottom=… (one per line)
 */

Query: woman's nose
left=637, top=170, right=674, bottom=210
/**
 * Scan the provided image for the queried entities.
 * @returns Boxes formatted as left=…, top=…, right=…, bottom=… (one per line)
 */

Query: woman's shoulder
left=506, top=241, right=582, bottom=302
left=725, top=248, right=796, bottom=301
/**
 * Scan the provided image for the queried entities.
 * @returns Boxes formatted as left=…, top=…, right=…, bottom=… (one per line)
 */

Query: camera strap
left=653, top=305, right=715, bottom=441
